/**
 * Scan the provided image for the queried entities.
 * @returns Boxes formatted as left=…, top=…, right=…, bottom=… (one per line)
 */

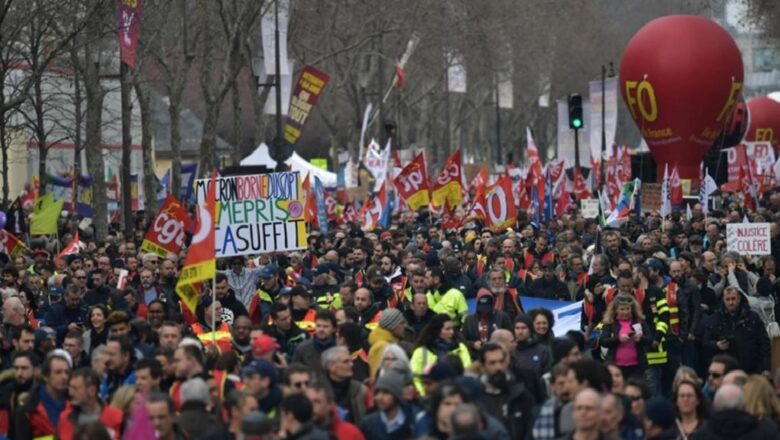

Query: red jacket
left=327, top=405, right=366, bottom=440
left=57, top=402, right=124, bottom=440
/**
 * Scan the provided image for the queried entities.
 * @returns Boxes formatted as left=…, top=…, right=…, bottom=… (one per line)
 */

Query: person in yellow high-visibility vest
left=410, top=313, right=471, bottom=396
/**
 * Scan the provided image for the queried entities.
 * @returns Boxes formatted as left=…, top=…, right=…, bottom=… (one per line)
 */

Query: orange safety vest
left=665, top=282, right=679, bottom=335
left=57, top=403, right=124, bottom=440
left=191, top=321, right=233, bottom=353
left=502, top=287, right=524, bottom=316
left=296, top=309, right=317, bottom=336
left=475, top=255, right=488, bottom=278
left=524, top=249, right=553, bottom=270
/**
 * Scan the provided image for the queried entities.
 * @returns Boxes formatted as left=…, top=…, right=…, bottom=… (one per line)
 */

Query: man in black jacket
left=479, top=342, right=535, bottom=439
left=214, top=273, right=248, bottom=326
left=46, top=285, right=89, bottom=343
left=703, top=286, right=771, bottom=375
left=526, top=262, right=570, bottom=301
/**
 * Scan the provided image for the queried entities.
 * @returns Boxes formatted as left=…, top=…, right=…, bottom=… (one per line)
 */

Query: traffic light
left=568, top=93, right=583, bottom=129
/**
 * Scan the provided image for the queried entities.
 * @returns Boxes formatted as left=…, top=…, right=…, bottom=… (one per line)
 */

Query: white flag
left=686, top=203, right=692, bottom=221
left=447, top=52, right=467, bottom=93
left=260, top=0, right=289, bottom=75
left=660, top=163, right=671, bottom=218
left=699, top=166, right=717, bottom=215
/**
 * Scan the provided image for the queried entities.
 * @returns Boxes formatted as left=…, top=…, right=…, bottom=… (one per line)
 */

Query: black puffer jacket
left=692, top=409, right=780, bottom=440
left=703, top=297, right=771, bottom=374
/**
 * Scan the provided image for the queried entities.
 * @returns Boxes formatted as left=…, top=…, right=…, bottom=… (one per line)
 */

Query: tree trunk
left=134, top=79, right=157, bottom=224
left=198, top=104, right=219, bottom=173
left=168, top=99, right=182, bottom=198
left=84, top=59, right=107, bottom=241
left=0, top=108, right=8, bottom=207
left=232, top=79, right=241, bottom=162
left=120, top=63, right=134, bottom=237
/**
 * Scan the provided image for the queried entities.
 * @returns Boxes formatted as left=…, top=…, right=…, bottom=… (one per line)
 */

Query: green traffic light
left=572, top=119, right=582, bottom=129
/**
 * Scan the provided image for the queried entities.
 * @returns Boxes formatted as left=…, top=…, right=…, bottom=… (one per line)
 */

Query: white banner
left=589, top=77, right=618, bottom=160
left=581, top=199, right=600, bottom=219
left=447, top=52, right=467, bottom=93
left=726, top=222, right=771, bottom=255
left=557, top=100, right=591, bottom=166
left=260, top=0, right=289, bottom=75
left=363, top=140, right=390, bottom=191
left=497, top=72, right=513, bottom=109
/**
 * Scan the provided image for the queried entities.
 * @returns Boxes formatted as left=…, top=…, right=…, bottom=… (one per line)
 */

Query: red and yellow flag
left=0, top=230, right=27, bottom=258
left=431, top=150, right=463, bottom=209
left=176, top=169, right=217, bottom=317
left=393, top=152, right=429, bottom=211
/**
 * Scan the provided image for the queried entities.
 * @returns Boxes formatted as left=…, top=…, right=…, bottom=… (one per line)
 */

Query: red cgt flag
left=485, top=175, right=516, bottom=233
left=141, top=194, right=191, bottom=258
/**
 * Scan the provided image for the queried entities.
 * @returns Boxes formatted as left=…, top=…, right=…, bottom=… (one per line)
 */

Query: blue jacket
left=45, top=302, right=89, bottom=342
left=359, top=403, right=416, bottom=440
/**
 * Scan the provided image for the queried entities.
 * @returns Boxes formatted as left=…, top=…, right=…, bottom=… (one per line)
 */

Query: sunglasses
left=708, top=371, right=722, bottom=379
left=292, top=381, right=309, bottom=389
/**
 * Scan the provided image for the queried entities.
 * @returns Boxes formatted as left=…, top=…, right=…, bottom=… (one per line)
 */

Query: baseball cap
left=259, top=265, right=278, bottom=279
left=644, top=258, right=664, bottom=271
left=240, top=359, right=278, bottom=384
left=251, top=335, right=280, bottom=355
left=48, top=286, right=65, bottom=297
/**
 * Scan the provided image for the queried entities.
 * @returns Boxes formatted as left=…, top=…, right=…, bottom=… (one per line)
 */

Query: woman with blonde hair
left=598, top=295, right=652, bottom=379
left=744, top=375, right=780, bottom=425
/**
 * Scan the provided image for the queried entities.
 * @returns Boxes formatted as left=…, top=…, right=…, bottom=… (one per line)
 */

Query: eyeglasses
left=708, top=371, right=722, bottom=379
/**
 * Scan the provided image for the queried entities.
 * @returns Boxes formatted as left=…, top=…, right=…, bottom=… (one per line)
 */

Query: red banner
left=283, top=65, right=330, bottom=145
left=116, top=0, right=144, bottom=68
left=485, top=176, right=516, bottom=233
left=393, top=153, right=429, bottom=211
left=141, top=194, right=191, bottom=257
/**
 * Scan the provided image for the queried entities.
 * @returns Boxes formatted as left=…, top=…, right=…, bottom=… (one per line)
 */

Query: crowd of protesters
left=2, top=187, right=780, bottom=440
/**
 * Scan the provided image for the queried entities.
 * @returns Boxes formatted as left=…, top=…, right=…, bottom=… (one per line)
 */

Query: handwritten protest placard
left=195, top=171, right=307, bottom=257
left=726, top=222, right=771, bottom=255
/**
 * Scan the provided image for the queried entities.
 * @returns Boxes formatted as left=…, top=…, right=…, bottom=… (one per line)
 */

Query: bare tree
left=196, top=0, right=265, bottom=173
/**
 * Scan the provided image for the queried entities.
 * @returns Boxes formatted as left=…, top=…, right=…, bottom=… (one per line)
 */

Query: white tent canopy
left=240, top=143, right=337, bottom=187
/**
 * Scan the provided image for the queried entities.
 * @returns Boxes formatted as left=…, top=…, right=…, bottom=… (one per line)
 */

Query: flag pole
left=212, top=276, right=217, bottom=347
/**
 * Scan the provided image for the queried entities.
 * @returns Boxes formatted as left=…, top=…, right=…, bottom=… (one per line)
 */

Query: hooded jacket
left=367, top=326, right=400, bottom=379
left=462, top=289, right=512, bottom=349
left=703, top=293, right=771, bottom=374
left=215, top=288, right=248, bottom=325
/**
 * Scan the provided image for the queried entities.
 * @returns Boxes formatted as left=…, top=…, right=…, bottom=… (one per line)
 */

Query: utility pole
left=120, top=61, right=133, bottom=237
left=494, top=71, right=501, bottom=164
left=273, top=0, right=285, bottom=171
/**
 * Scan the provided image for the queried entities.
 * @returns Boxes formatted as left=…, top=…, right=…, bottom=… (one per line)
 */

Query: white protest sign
left=195, top=171, right=307, bottom=257
left=581, top=199, right=600, bottom=219
left=726, top=222, right=771, bottom=255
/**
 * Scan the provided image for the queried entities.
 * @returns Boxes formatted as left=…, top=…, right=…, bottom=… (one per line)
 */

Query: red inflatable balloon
left=744, top=96, right=780, bottom=152
left=620, top=15, right=744, bottom=182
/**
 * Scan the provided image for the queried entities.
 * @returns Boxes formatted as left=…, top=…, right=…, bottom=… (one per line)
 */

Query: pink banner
left=116, top=0, right=144, bottom=68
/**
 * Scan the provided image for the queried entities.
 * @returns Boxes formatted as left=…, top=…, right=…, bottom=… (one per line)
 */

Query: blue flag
left=544, top=167, right=554, bottom=221
left=314, top=176, right=329, bottom=234
left=531, top=186, right=541, bottom=229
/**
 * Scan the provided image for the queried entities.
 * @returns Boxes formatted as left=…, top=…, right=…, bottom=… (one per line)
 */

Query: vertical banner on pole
left=116, top=0, right=144, bottom=68
left=589, top=77, right=618, bottom=160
